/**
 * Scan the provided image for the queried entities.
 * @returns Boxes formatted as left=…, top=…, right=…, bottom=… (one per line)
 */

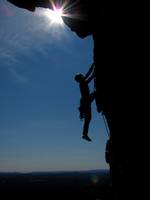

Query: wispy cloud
left=0, top=30, right=29, bottom=83
left=0, top=4, right=70, bottom=83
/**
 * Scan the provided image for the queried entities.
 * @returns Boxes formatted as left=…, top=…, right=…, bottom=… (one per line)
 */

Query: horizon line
left=0, top=168, right=109, bottom=174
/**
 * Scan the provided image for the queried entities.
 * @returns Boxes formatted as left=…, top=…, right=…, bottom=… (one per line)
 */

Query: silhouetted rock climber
left=75, top=62, right=102, bottom=142
left=74, top=72, right=95, bottom=142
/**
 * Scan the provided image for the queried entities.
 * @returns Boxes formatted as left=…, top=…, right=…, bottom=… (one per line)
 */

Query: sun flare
left=44, top=7, right=63, bottom=25
left=42, top=1, right=81, bottom=26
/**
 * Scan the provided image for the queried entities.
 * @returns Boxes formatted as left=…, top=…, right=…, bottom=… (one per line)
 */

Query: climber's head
left=74, top=73, right=84, bottom=83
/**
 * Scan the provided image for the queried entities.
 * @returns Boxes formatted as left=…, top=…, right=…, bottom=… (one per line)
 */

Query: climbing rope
left=102, top=112, right=110, bottom=138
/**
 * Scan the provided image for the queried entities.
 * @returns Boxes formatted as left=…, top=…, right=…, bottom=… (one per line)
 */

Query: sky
left=0, top=0, right=109, bottom=172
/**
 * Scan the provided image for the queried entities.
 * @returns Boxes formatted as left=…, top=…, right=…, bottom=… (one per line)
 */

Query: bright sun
left=44, top=7, right=63, bottom=25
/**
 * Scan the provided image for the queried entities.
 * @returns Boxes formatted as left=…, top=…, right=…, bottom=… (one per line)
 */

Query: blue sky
left=0, top=1, right=109, bottom=172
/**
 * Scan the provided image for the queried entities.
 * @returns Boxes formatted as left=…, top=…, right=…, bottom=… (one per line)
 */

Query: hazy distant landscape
left=0, top=170, right=112, bottom=199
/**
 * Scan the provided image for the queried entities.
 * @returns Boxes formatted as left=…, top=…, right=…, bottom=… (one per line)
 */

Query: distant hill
left=0, top=170, right=112, bottom=199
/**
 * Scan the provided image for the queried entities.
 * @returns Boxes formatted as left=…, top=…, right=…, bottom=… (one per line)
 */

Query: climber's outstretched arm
left=84, top=63, right=95, bottom=80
